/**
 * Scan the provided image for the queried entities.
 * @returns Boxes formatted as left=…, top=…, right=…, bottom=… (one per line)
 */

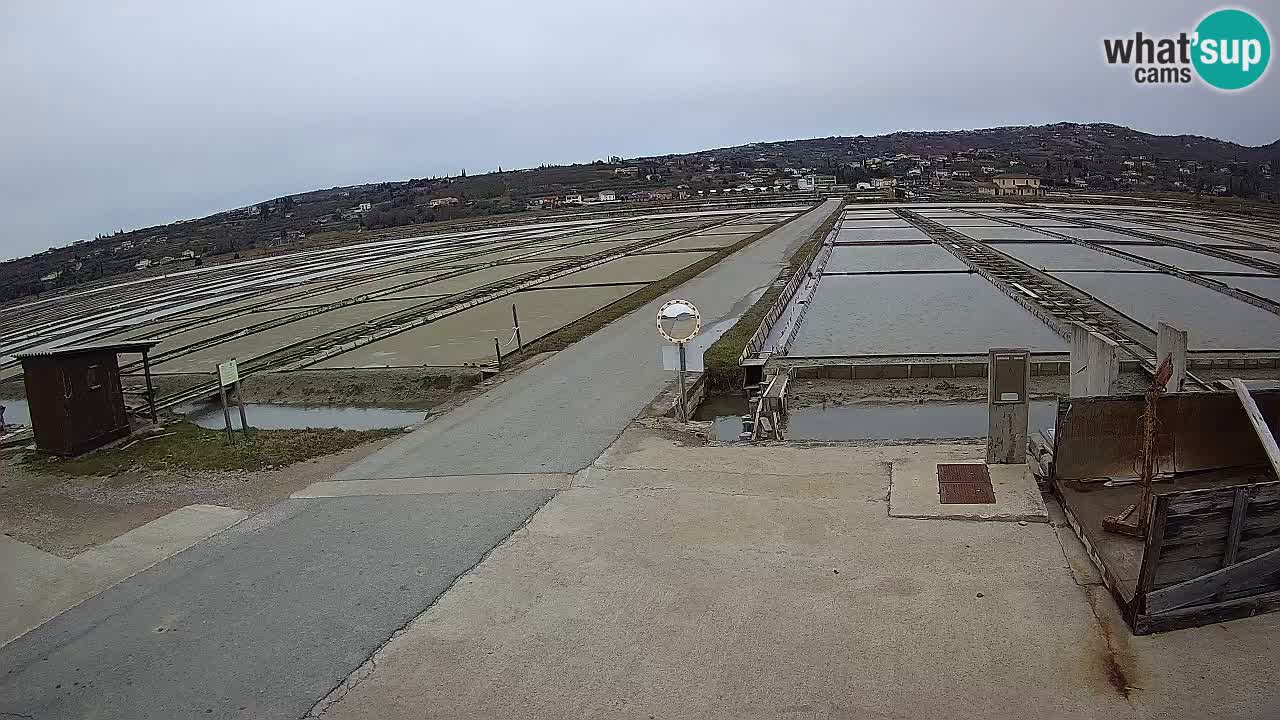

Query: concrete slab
left=71, top=505, right=251, bottom=578
left=1, top=504, right=248, bottom=647
left=293, top=473, right=573, bottom=497
left=888, top=450, right=1048, bottom=522
left=313, top=428, right=1280, bottom=720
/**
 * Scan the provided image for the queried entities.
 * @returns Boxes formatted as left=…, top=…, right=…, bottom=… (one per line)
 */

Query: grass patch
left=23, top=421, right=400, bottom=477
left=503, top=213, right=806, bottom=359
left=700, top=205, right=842, bottom=390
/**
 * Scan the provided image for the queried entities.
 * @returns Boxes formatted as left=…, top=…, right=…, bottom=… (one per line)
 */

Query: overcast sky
left=2, top=1, right=1276, bottom=259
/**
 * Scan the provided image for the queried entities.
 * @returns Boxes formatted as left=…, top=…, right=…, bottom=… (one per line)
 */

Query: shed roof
left=14, top=341, right=160, bottom=360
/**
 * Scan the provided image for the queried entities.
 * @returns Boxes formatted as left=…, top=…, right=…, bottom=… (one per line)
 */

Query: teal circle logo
left=1192, top=9, right=1270, bottom=90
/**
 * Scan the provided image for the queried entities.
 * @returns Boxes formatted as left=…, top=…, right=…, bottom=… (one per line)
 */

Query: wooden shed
left=15, top=341, right=159, bottom=456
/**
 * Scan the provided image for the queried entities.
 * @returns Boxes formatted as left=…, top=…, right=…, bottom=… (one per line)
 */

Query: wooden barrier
left=1135, top=481, right=1280, bottom=633
left=1052, top=387, right=1280, bottom=633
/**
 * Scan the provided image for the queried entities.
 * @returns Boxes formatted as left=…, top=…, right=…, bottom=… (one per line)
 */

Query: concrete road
left=0, top=492, right=555, bottom=719
left=333, top=198, right=840, bottom=479
left=0, top=199, right=840, bottom=719
left=317, top=428, right=1280, bottom=720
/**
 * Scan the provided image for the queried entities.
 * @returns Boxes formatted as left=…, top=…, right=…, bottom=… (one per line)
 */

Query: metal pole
left=142, top=349, right=157, bottom=424
left=219, top=382, right=233, bottom=443
left=512, top=303, right=523, bottom=351
left=677, top=342, right=688, bottom=422
left=494, top=337, right=503, bottom=371
left=233, top=380, right=250, bottom=439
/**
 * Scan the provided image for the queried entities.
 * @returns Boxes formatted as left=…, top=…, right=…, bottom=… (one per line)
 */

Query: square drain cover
left=937, top=464, right=996, bottom=505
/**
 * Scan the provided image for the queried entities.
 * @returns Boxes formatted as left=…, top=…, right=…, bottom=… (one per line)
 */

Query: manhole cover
left=937, top=464, right=996, bottom=505
left=937, top=464, right=991, bottom=485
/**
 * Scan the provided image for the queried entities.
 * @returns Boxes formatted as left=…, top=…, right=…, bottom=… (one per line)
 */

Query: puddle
left=0, top=398, right=30, bottom=427
left=693, top=394, right=750, bottom=442
left=173, top=401, right=426, bottom=431
left=786, top=399, right=1058, bottom=441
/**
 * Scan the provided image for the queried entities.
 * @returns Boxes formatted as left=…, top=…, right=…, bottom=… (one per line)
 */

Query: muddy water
left=786, top=399, right=1058, bottom=441
left=174, top=401, right=425, bottom=431
left=693, top=394, right=750, bottom=442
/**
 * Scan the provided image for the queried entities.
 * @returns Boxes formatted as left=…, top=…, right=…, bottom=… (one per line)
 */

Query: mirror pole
left=677, top=342, right=688, bottom=422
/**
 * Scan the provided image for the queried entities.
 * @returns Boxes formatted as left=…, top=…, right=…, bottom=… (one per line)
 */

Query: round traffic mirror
left=657, top=299, right=700, bottom=343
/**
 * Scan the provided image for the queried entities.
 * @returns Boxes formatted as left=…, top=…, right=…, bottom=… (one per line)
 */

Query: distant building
left=654, top=189, right=674, bottom=201
left=180, top=249, right=197, bottom=260
left=134, top=259, right=152, bottom=270
left=814, top=174, right=837, bottom=191
left=597, top=190, right=617, bottom=202
left=562, top=194, right=583, bottom=205
left=356, top=202, right=373, bottom=212
left=40, top=271, right=61, bottom=282
left=797, top=175, right=815, bottom=191
left=977, top=173, right=1045, bottom=197
left=614, top=167, right=639, bottom=177
left=428, top=197, right=460, bottom=208
left=871, top=177, right=897, bottom=189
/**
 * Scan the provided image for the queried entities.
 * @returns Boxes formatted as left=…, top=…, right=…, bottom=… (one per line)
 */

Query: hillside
left=4, top=122, right=1277, bottom=305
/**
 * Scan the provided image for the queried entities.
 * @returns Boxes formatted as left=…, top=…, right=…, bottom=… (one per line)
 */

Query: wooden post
left=219, top=383, right=233, bottom=443
left=1156, top=322, right=1188, bottom=393
left=512, top=304, right=523, bottom=351
left=1231, top=378, right=1280, bottom=480
left=494, top=337, right=503, bottom=371
left=1216, top=487, right=1250, bottom=601
left=142, top=348, right=158, bottom=424
left=233, top=380, right=250, bottom=439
